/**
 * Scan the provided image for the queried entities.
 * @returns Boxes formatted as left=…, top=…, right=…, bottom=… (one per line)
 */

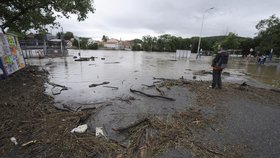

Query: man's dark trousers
left=212, top=69, right=222, bottom=88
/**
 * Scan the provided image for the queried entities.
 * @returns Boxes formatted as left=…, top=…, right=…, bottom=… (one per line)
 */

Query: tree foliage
left=221, top=32, right=240, bottom=50
left=0, top=0, right=95, bottom=33
left=255, top=14, right=280, bottom=56
left=102, top=35, right=108, bottom=42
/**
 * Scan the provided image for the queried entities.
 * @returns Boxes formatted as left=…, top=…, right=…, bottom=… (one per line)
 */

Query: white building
left=104, top=38, right=120, bottom=49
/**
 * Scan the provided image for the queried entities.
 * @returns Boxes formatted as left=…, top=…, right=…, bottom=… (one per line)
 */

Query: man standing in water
left=211, top=46, right=229, bottom=89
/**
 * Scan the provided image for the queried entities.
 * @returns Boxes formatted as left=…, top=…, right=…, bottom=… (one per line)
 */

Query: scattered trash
left=47, top=81, right=68, bottom=95
left=74, top=57, right=96, bottom=61
left=240, top=82, right=248, bottom=86
left=193, top=70, right=212, bottom=75
left=130, top=89, right=175, bottom=101
left=155, top=85, right=165, bottom=96
left=222, top=72, right=230, bottom=76
left=96, top=127, right=105, bottom=137
left=10, top=137, right=18, bottom=145
left=75, top=58, right=90, bottom=61
left=104, top=62, right=120, bottom=64
left=89, top=81, right=110, bottom=87
left=71, top=124, right=88, bottom=134
left=103, top=85, right=119, bottom=90
left=142, top=84, right=155, bottom=88
left=22, top=140, right=37, bottom=147
left=115, top=96, right=136, bottom=104
left=270, top=88, right=280, bottom=93
left=236, top=82, right=249, bottom=91
left=45, top=62, right=52, bottom=66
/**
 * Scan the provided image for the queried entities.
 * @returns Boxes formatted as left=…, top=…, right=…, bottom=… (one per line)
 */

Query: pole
left=78, top=37, right=81, bottom=57
left=61, top=27, right=64, bottom=56
left=196, top=7, right=214, bottom=60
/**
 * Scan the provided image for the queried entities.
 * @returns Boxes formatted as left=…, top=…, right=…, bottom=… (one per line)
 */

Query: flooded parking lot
left=27, top=49, right=280, bottom=106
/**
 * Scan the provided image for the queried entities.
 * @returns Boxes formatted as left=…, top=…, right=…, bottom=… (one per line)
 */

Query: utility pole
left=196, top=7, right=214, bottom=60
left=60, top=27, right=64, bottom=56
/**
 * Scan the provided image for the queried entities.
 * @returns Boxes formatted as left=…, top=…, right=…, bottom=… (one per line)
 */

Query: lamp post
left=196, top=7, right=214, bottom=59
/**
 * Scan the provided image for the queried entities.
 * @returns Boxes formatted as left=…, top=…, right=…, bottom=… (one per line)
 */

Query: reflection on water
left=27, top=50, right=280, bottom=104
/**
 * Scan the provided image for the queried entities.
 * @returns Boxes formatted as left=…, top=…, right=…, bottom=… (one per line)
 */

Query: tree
left=132, top=39, right=143, bottom=51
left=0, top=0, right=95, bottom=33
left=64, top=32, right=74, bottom=40
left=102, top=35, right=108, bottom=42
left=255, top=15, right=280, bottom=56
left=221, top=32, right=240, bottom=50
left=239, top=38, right=257, bottom=56
left=88, top=43, right=98, bottom=50
left=142, top=35, right=153, bottom=51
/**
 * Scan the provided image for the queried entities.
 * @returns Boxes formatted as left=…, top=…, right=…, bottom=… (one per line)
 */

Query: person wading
left=211, top=46, right=229, bottom=89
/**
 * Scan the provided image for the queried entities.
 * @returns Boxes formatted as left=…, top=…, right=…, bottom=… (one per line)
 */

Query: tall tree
left=221, top=32, right=240, bottom=50
left=0, top=0, right=95, bottom=33
left=255, top=14, right=280, bottom=56
left=64, top=31, right=74, bottom=40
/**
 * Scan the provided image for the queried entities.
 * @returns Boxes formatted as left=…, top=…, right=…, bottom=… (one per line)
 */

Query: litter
left=96, top=127, right=105, bottom=137
left=71, top=124, right=88, bottom=133
left=22, top=140, right=37, bottom=147
left=10, top=137, right=18, bottom=145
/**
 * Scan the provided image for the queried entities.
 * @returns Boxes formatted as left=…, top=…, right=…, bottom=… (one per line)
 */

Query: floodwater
left=27, top=50, right=280, bottom=105
left=27, top=49, right=280, bottom=141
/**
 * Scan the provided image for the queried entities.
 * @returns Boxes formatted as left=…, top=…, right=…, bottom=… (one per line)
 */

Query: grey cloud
left=57, top=0, right=280, bottom=40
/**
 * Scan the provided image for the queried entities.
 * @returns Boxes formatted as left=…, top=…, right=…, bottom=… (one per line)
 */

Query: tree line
left=132, top=15, right=280, bottom=57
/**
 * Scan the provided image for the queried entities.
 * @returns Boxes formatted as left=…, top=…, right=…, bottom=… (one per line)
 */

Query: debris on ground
left=104, top=62, right=120, bottom=64
left=1, top=66, right=279, bottom=157
left=103, top=85, right=119, bottom=90
left=115, top=96, right=136, bottom=104
left=89, top=81, right=110, bottom=87
left=222, top=72, right=230, bottom=76
left=130, top=88, right=175, bottom=101
left=71, top=124, right=88, bottom=134
left=21, top=140, right=37, bottom=147
left=47, top=81, right=69, bottom=95
left=10, top=137, right=18, bottom=146
left=193, top=70, right=212, bottom=75
left=96, top=127, right=106, bottom=137
left=141, top=84, right=155, bottom=88
left=74, top=57, right=96, bottom=61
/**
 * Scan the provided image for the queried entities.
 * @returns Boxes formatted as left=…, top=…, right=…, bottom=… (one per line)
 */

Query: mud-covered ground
left=0, top=66, right=279, bottom=158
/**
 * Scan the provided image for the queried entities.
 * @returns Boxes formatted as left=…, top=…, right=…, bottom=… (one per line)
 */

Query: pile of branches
left=112, top=107, right=223, bottom=158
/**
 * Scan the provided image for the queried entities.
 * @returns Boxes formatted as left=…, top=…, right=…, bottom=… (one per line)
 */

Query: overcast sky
left=55, top=0, right=280, bottom=40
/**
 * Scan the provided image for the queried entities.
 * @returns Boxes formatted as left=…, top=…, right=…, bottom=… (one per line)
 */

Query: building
left=104, top=38, right=120, bottom=49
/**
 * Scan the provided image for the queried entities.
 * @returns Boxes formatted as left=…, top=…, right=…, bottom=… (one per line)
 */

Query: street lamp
left=75, top=36, right=81, bottom=57
left=196, top=7, right=214, bottom=59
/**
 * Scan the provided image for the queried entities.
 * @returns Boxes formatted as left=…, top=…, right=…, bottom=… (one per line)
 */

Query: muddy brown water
left=27, top=50, right=280, bottom=105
